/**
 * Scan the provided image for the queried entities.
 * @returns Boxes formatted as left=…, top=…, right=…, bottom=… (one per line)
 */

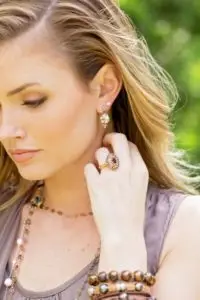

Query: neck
left=43, top=130, right=107, bottom=216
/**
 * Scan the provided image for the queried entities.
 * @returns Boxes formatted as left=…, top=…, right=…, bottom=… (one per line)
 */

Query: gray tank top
left=0, top=183, right=187, bottom=299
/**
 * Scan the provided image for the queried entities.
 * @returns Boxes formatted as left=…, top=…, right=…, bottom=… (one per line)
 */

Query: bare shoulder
left=154, top=194, right=200, bottom=298
left=160, top=193, right=200, bottom=264
left=174, top=194, right=200, bottom=226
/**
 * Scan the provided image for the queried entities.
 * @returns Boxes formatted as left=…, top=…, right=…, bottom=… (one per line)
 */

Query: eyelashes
left=21, top=96, right=47, bottom=108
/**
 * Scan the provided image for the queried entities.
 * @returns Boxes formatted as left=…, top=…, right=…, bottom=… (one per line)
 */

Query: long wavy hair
left=0, top=0, right=199, bottom=211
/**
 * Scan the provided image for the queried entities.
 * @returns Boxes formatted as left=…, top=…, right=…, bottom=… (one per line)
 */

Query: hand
left=84, top=133, right=149, bottom=245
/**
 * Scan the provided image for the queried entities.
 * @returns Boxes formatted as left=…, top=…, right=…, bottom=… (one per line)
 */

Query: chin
left=16, top=164, right=52, bottom=181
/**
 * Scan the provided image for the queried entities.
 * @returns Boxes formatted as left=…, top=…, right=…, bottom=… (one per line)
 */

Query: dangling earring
left=99, top=102, right=112, bottom=129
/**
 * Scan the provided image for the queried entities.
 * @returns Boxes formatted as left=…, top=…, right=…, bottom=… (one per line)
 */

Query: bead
left=133, top=270, right=144, bottom=282
left=144, top=272, right=156, bottom=286
left=25, top=218, right=31, bottom=226
left=119, top=292, right=129, bottom=300
left=116, top=282, right=127, bottom=292
left=4, top=277, right=13, bottom=287
left=121, top=270, right=132, bottom=282
left=135, top=282, right=144, bottom=292
left=99, top=283, right=109, bottom=294
left=108, top=270, right=119, bottom=282
left=24, top=228, right=30, bottom=234
left=87, top=286, right=95, bottom=296
left=17, top=238, right=24, bottom=246
left=88, top=275, right=99, bottom=286
left=28, top=210, right=34, bottom=216
left=98, top=271, right=108, bottom=282
left=17, top=254, right=24, bottom=261
left=19, top=245, right=24, bottom=251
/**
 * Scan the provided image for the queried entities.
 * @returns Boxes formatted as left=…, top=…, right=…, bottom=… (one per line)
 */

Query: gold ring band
left=98, top=162, right=109, bottom=170
left=98, top=153, right=120, bottom=171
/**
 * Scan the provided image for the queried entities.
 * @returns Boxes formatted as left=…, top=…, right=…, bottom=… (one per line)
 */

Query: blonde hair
left=0, top=0, right=199, bottom=211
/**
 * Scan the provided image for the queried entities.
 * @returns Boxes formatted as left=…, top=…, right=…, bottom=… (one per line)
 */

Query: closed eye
left=22, top=96, right=47, bottom=108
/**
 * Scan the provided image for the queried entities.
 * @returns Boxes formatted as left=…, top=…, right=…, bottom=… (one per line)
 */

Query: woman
left=0, top=0, right=199, bottom=299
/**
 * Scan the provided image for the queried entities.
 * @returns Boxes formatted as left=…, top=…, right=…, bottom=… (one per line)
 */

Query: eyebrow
left=7, top=83, right=41, bottom=97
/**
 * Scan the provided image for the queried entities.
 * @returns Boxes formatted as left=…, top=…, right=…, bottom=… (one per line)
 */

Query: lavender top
left=0, top=183, right=187, bottom=299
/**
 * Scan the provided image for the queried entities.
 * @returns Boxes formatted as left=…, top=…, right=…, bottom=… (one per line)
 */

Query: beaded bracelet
left=88, top=281, right=151, bottom=299
left=87, top=270, right=156, bottom=300
left=88, top=270, right=156, bottom=287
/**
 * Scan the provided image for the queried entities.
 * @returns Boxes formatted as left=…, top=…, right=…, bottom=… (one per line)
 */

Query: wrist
left=99, top=236, right=147, bottom=272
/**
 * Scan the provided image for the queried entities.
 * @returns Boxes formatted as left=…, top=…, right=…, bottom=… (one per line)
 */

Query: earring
left=99, top=102, right=111, bottom=129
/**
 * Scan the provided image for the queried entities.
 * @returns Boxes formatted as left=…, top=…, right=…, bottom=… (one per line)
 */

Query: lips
left=9, top=149, right=41, bottom=163
left=10, top=149, right=40, bottom=155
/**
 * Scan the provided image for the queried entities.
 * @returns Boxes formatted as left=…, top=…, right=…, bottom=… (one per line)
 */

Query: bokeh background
left=120, top=0, right=200, bottom=166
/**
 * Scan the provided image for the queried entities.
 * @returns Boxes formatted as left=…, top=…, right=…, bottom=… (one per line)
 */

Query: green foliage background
left=120, top=0, right=200, bottom=165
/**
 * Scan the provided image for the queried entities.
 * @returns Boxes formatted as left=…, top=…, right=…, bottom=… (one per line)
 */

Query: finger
left=129, top=142, right=149, bottom=175
left=84, top=163, right=99, bottom=189
left=128, top=142, right=141, bottom=164
left=95, top=147, right=110, bottom=172
left=103, top=133, right=131, bottom=170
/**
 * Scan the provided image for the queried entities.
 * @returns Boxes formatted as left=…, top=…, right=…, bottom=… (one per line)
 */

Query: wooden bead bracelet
left=88, top=270, right=156, bottom=287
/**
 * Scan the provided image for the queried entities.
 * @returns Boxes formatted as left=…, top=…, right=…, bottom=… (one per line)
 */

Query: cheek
left=35, top=90, right=98, bottom=163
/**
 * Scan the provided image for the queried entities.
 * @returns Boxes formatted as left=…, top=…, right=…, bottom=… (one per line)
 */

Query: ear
left=89, top=64, right=122, bottom=113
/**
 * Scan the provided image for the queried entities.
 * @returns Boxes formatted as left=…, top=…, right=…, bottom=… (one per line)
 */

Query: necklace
left=31, top=182, right=94, bottom=218
left=4, top=183, right=100, bottom=299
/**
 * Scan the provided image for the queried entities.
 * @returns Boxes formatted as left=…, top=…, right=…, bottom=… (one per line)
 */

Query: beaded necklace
left=4, top=183, right=100, bottom=299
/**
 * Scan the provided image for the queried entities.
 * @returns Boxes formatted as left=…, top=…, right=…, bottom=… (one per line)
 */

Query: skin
left=0, top=30, right=200, bottom=299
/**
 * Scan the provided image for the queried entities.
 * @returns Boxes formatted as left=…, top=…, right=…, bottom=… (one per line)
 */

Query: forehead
left=0, top=33, right=75, bottom=93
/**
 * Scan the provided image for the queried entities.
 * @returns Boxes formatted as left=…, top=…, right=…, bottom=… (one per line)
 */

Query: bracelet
left=88, top=281, right=151, bottom=296
left=96, top=294, right=156, bottom=300
left=87, top=270, right=156, bottom=300
left=88, top=270, right=156, bottom=287
left=92, top=291, right=153, bottom=300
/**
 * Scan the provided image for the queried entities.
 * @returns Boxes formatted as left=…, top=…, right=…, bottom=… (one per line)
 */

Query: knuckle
left=117, top=133, right=127, bottom=140
left=129, top=142, right=138, bottom=150
left=95, top=147, right=109, bottom=159
left=110, top=132, right=127, bottom=142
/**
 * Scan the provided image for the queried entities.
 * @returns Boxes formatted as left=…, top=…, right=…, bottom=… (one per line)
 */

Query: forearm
left=98, top=234, right=147, bottom=272
left=93, top=235, right=151, bottom=300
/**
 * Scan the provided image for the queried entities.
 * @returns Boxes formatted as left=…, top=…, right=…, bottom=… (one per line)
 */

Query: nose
left=0, top=124, right=20, bottom=141
left=0, top=120, right=25, bottom=141
left=0, top=107, right=26, bottom=141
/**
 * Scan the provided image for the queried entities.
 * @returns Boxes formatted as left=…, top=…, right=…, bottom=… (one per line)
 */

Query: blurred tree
left=120, top=0, right=200, bottom=164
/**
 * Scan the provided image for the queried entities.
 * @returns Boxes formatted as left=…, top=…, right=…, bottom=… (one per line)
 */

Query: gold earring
left=99, top=102, right=111, bottom=129
left=100, top=112, right=110, bottom=129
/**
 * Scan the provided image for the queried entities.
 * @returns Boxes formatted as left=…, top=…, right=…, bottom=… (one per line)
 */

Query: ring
left=99, top=153, right=120, bottom=171
left=98, top=162, right=109, bottom=170
left=107, top=153, right=120, bottom=170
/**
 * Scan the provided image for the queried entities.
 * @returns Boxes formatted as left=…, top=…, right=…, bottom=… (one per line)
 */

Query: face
left=0, top=35, right=103, bottom=181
